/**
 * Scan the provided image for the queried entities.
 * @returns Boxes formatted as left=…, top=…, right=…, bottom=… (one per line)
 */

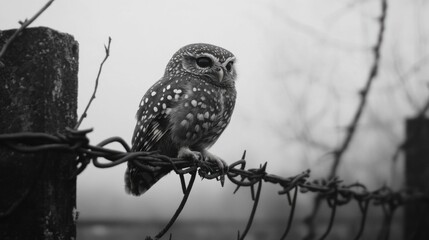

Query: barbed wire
left=1, top=129, right=428, bottom=240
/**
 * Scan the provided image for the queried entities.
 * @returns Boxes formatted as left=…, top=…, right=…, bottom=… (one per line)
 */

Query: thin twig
left=391, top=92, right=429, bottom=165
left=238, top=179, right=263, bottom=240
left=280, top=186, right=298, bottom=240
left=74, top=37, right=112, bottom=129
left=0, top=0, right=55, bottom=66
left=354, top=200, right=370, bottom=240
left=378, top=205, right=390, bottom=240
left=416, top=93, right=429, bottom=118
left=329, top=0, right=388, bottom=179
left=155, top=171, right=197, bottom=240
left=319, top=193, right=338, bottom=240
left=392, top=54, right=429, bottom=112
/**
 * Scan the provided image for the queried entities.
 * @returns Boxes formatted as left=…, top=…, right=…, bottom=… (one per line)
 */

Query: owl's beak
left=216, top=67, right=224, bottom=82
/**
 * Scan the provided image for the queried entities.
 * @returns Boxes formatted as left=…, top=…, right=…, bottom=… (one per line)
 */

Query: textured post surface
left=0, top=27, right=79, bottom=240
left=405, top=117, right=429, bottom=240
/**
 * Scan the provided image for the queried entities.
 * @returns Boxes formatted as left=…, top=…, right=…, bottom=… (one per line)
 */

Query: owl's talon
left=201, top=150, right=228, bottom=186
left=178, top=147, right=202, bottom=161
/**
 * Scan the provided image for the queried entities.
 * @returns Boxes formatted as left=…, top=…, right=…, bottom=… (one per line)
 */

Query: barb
left=75, top=37, right=112, bottom=129
left=0, top=0, right=55, bottom=67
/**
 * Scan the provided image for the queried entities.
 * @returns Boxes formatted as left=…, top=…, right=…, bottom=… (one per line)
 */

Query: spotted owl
left=125, top=43, right=237, bottom=196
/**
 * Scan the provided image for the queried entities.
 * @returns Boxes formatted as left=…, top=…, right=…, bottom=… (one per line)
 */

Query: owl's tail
left=125, top=163, right=171, bottom=196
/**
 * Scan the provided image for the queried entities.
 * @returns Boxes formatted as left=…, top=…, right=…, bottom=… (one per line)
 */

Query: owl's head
left=166, top=43, right=237, bottom=87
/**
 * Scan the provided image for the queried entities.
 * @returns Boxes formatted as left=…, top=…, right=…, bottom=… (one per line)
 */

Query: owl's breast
left=169, top=83, right=236, bottom=150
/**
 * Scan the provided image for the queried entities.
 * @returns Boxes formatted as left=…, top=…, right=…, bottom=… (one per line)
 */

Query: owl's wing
left=131, top=77, right=187, bottom=152
left=126, top=78, right=188, bottom=195
left=132, top=117, right=169, bottom=152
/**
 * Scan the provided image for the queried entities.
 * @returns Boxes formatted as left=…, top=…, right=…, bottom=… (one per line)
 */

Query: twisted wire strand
left=1, top=128, right=429, bottom=240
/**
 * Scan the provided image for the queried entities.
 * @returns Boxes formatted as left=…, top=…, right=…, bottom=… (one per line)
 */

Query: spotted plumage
left=125, top=43, right=237, bottom=196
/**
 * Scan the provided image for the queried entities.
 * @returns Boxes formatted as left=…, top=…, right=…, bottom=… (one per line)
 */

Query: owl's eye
left=225, top=61, right=234, bottom=72
left=196, top=57, right=213, bottom=68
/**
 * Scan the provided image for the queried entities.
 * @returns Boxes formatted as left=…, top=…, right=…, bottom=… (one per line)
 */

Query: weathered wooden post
left=0, top=27, right=79, bottom=240
left=405, top=117, right=429, bottom=240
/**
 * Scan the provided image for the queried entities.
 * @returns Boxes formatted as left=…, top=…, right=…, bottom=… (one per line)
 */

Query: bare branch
left=280, top=186, right=298, bottom=240
left=304, top=1, right=389, bottom=239
left=0, top=0, right=55, bottom=66
left=75, top=37, right=112, bottom=129
left=416, top=93, right=429, bottom=118
left=391, top=91, right=429, bottom=165
left=238, top=175, right=263, bottom=240
left=328, top=0, right=388, bottom=178
left=155, top=172, right=197, bottom=239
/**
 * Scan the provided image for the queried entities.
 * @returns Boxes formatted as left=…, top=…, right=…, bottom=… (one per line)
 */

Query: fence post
left=0, top=27, right=79, bottom=240
left=405, top=117, right=429, bottom=240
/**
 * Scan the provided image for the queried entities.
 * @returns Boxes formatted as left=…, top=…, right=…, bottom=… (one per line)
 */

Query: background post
left=0, top=27, right=79, bottom=240
left=405, top=117, right=429, bottom=240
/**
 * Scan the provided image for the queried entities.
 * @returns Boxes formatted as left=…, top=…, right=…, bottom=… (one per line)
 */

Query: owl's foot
left=177, top=147, right=228, bottom=186
left=200, top=150, right=228, bottom=171
left=200, top=150, right=228, bottom=187
left=178, top=146, right=203, bottom=161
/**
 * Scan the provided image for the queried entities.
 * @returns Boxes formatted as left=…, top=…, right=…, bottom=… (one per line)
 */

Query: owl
left=125, top=43, right=237, bottom=196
